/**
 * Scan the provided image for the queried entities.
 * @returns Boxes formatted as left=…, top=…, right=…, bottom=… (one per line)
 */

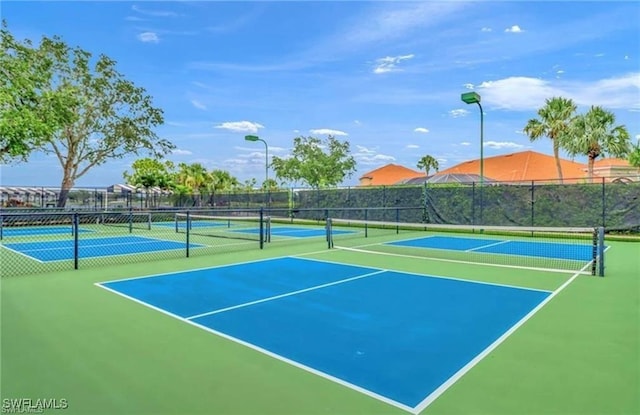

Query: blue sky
left=1, top=1, right=639, bottom=188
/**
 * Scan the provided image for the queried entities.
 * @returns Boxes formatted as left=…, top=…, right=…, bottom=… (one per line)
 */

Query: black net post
left=0, top=213, right=3, bottom=240
left=598, top=226, right=605, bottom=277
left=128, top=208, right=133, bottom=234
left=186, top=210, right=191, bottom=258
left=259, top=208, right=264, bottom=249
left=73, top=212, right=79, bottom=270
left=326, top=218, right=333, bottom=248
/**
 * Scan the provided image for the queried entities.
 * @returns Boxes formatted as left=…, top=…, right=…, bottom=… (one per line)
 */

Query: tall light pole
left=244, top=135, right=269, bottom=186
left=245, top=135, right=269, bottom=208
left=461, top=91, right=484, bottom=224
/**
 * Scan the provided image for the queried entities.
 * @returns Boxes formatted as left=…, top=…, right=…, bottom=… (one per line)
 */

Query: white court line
left=466, top=240, right=511, bottom=252
left=94, top=278, right=414, bottom=414
left=411, top=261, right=593, bottom=414
left=185, top=269, right=386, bottom=320
left=0, top=244, right=46, bottom=263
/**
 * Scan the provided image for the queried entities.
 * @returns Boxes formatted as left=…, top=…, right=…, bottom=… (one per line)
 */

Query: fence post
left=530, top=181, right=535, bottom=227
left=73, top=212, right=79, bottom=270
left=471, top=182, right=476, bottom=226
left=601, top=177, right=606, bottom=228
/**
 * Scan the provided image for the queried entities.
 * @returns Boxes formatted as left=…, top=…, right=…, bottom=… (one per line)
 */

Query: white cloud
left=463, top=83, right=474, bottom=90
left=477, top=73, right=640, bottom=111
left=414, top=127, right=429, bottom=134
left=355, top=145, right=377, bottom=155
left=354, top=120, right=362, bottom=125
left=505, top=25, right=524, bottom=33
left=215, top=121, right=264, bottom=133
left=449, top=109, right=470, bottom=118
left=309, top=128, right=348, bottom=136
left=131, top=5, right=181, bottom=17
left=293, top=129, right=300, bottom=133
left=483, top=141, right=524, bottom=149
left=481, top=27, right=492, bottom=32
left=556, top=70, right=565, bottom=74
left=172, top=149, right=192, bottom=155
left=406, top=144, right=420, bottom=149
left=125, top=16, right=146, bottom=22
left=137, top=32, right=159, bottom=43
left=190, top=100, right=206, bottom=110
left=373, top=54, right=415, bottom=74
left=635, top=134, right=640, bottom=140
left=356, top=154, right=396, bottom=166
left=460, top=142, right=471, bottom=146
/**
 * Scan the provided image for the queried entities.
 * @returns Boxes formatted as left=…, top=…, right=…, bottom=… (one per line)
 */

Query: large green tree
left=271, top=135, right=357, bottom=188
left=416, top=154, right=439, bottom=177
left=629, top=141, right=640, bottom=168
left=523, top=97, right=577, bottom=183
left=0, top=21, right=77, bottom=161
left=20, top=30, right=174, bottom=206
left=562, top=106, right=631, bottom=182
left=123, top=158, right=174, bottom=207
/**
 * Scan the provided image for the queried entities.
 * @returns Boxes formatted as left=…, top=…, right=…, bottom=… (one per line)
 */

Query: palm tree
left=563, top=106, right=631, bottom=182
left=523, top=97, right=577, bottom=183
left=175, top=162, right=208, bottom=205
left=417, top=155, right=439, bottom=177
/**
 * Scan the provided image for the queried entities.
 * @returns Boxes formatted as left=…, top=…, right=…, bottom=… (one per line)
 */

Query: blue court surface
left=1, top=226, right=93, bottom=237
left=2, top=235, right=203, bottom=262
left=387, top=235, right=595, bottom=261
left=98, top=257, right=550, bottom=411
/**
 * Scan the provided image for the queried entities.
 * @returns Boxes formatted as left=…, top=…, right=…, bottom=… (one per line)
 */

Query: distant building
left=436, top=150, right=590, bottom=184
left=358, top=164, right=424, bottom=186
left=590, top=158, right=640, bottom=183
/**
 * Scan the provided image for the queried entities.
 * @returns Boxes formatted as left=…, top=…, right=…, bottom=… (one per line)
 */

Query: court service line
left=411, top=261, right=592, bottom=414
left=335, top=245, right=590, bottom=275
left=465, top=240, right=511, bottom=252
left=185, top=269, right=387, bottom=320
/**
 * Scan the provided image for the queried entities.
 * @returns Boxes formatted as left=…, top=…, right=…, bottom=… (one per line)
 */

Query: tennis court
left=3, top=235, right=204, bottom=262
left=97, top=256, right=551, bottom=412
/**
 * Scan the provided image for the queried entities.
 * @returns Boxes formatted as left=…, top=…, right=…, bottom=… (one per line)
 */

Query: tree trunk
left=553, top=140, right=564, bottom=184
left=57, top=172, right=75, bottom=208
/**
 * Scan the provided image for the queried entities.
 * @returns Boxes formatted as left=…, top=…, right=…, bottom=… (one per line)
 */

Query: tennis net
left=99, top=212, right=152, bottom=231
left=326, top=218, right=606, bottom=276
left=174, top=213, right=270, bottom=243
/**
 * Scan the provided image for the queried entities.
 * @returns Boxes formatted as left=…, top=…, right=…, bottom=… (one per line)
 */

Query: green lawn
left=1, top=231, right=638, bottom=415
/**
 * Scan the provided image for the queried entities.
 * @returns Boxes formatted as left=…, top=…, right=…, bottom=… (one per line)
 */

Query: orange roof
left=437, top=150, right=587, bottom=183
left=359, top=164, right=425, bottom=186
